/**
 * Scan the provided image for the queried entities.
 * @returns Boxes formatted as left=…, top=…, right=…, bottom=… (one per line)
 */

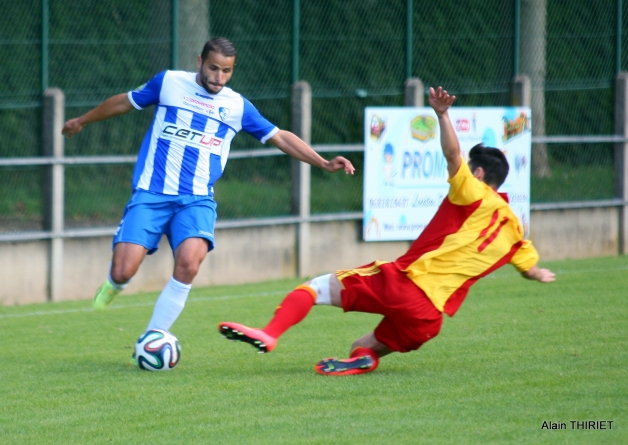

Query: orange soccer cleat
left=218, top=322, right=277, bottom=353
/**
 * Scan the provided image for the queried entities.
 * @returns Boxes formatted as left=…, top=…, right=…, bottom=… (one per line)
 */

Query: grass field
left=0, top=256, right=626, bottom=444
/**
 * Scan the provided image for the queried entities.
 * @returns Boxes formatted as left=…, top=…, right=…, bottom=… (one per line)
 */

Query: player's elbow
left=269, top=130, right=289, bottom=148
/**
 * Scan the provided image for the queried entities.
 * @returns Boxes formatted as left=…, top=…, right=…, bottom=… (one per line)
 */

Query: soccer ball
left=134, top=329, right=181, bottom=371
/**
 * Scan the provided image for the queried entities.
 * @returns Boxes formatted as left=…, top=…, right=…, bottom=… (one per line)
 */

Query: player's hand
left=429, top=86, right=456, bottom=116
left=323, top=156, right=355, bottom=174
left=522, top=265, right=556, bottom=283
left=535, top=268, right=556, bottom=283
left=62, top=118, right=84, bottom=138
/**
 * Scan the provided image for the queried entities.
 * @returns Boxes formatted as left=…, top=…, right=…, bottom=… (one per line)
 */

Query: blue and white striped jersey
left=128, top=70, right=279, bottom=195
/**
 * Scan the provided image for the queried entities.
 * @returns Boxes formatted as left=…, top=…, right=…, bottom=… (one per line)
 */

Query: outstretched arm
left=521, top=265, right=556, bottom=283
left=62, top=93, right=134, bottom=138
left=429, top=86, right=461, bottom=178
left=268, top=130, right=355, bottom=174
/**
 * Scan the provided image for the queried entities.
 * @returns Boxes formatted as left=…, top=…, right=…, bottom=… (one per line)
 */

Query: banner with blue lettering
left=364, top=107, right=531, bottom=241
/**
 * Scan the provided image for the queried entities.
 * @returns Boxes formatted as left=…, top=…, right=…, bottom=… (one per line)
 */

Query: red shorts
left=337, top=261, right=442, bottom=353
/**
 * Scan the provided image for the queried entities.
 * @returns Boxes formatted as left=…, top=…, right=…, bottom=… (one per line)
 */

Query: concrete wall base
left=0, top=206, right=620, bottom=306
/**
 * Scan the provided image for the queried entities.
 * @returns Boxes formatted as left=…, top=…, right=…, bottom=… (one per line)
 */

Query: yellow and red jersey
left=394, top=159, right=538, bottom=316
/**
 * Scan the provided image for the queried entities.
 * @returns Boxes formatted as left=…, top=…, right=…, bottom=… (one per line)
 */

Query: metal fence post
left=43, top=88, right=65, bottom=301
left=175, top=0, right=209, bottom=72
left=405, top=0, right=413, bottom=80
left=404, top=78, right=424, bottom=107
left=291, top=81, right=311, bottom=277
left=615, top=72, right=628, bottom=254
left=521, top=0, right=550, bottom=178
left=512, top=74, right=531, bottom=107
left=292, top=0, right=300, bottom=83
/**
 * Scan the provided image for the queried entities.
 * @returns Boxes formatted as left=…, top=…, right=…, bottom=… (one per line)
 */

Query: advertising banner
left=363, top=107, right=531, bottom=241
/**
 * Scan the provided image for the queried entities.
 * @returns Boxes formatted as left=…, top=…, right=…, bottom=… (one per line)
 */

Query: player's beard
left=199, top=71, right=223, bottom=94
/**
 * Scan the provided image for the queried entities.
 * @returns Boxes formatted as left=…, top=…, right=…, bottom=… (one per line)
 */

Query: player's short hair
left=201, top=37, right=237, bottom=60
left=468, top=143, right=509, bottom=189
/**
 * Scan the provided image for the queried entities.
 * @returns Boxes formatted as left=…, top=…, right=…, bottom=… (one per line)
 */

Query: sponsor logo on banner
left=515, top=155, right=528, bottom=174
left=455, top=119, right=471, bottom=132
left=502, top=111, right=530, bottom=142
left=364, top=214, right=381, bottom=239
left=410, top=115, right=437, bottom=142
left=402, top=150, right=447, bottom=180
left=519, top=212, right=529, bottom=238
left=370, top=114, right=386, bottom=141
left=382, top=143, right=395, bottom=186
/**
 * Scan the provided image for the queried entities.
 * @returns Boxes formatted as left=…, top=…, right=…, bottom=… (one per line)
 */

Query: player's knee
left=307, top=274, right=335, bottom=306
left=110, top=264, right=135, bottom=284
left=174, top=259, right=200, bottom=281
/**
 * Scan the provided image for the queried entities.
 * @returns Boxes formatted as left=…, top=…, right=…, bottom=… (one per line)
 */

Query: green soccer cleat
left=129, top=352, right=138, bottom=368
left=93, top=281, right=120, bottom=310
left=314, top=355, right=378, bottom=376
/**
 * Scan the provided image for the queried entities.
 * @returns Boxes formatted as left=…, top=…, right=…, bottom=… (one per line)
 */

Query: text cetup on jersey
left=160, top=125, right=223, bottom=148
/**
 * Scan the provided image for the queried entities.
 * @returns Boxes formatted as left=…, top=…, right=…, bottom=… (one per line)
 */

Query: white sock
left=146, top=277, right=191, bottom=332
left=310, top=274, right=332, bottom=306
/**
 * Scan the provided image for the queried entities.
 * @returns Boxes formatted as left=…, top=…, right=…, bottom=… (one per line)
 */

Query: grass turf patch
left=0, top=256, right=626, bottom=444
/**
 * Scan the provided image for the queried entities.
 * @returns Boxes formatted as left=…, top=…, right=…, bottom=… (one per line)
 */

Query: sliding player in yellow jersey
left=218, top=86, right=555, bottom=375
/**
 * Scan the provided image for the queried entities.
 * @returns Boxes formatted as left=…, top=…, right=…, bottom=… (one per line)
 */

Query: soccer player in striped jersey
left=61, top=37, right=354, bottom=361
left=218, top=86, right=555, bottom=376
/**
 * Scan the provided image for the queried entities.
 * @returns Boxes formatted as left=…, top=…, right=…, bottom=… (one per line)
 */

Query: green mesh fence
left=0, top=166, right=44, bottom=231
left=0, top=0, right=625, bottom=233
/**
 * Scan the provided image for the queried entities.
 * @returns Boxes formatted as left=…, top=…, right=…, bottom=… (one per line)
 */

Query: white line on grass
left=1, top=263, right=626, bottom=320
left=0, top=290, right=289, bottom=320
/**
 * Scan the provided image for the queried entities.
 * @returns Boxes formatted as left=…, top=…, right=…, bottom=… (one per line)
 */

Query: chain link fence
left=0, top=0, right=625, bottom=234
